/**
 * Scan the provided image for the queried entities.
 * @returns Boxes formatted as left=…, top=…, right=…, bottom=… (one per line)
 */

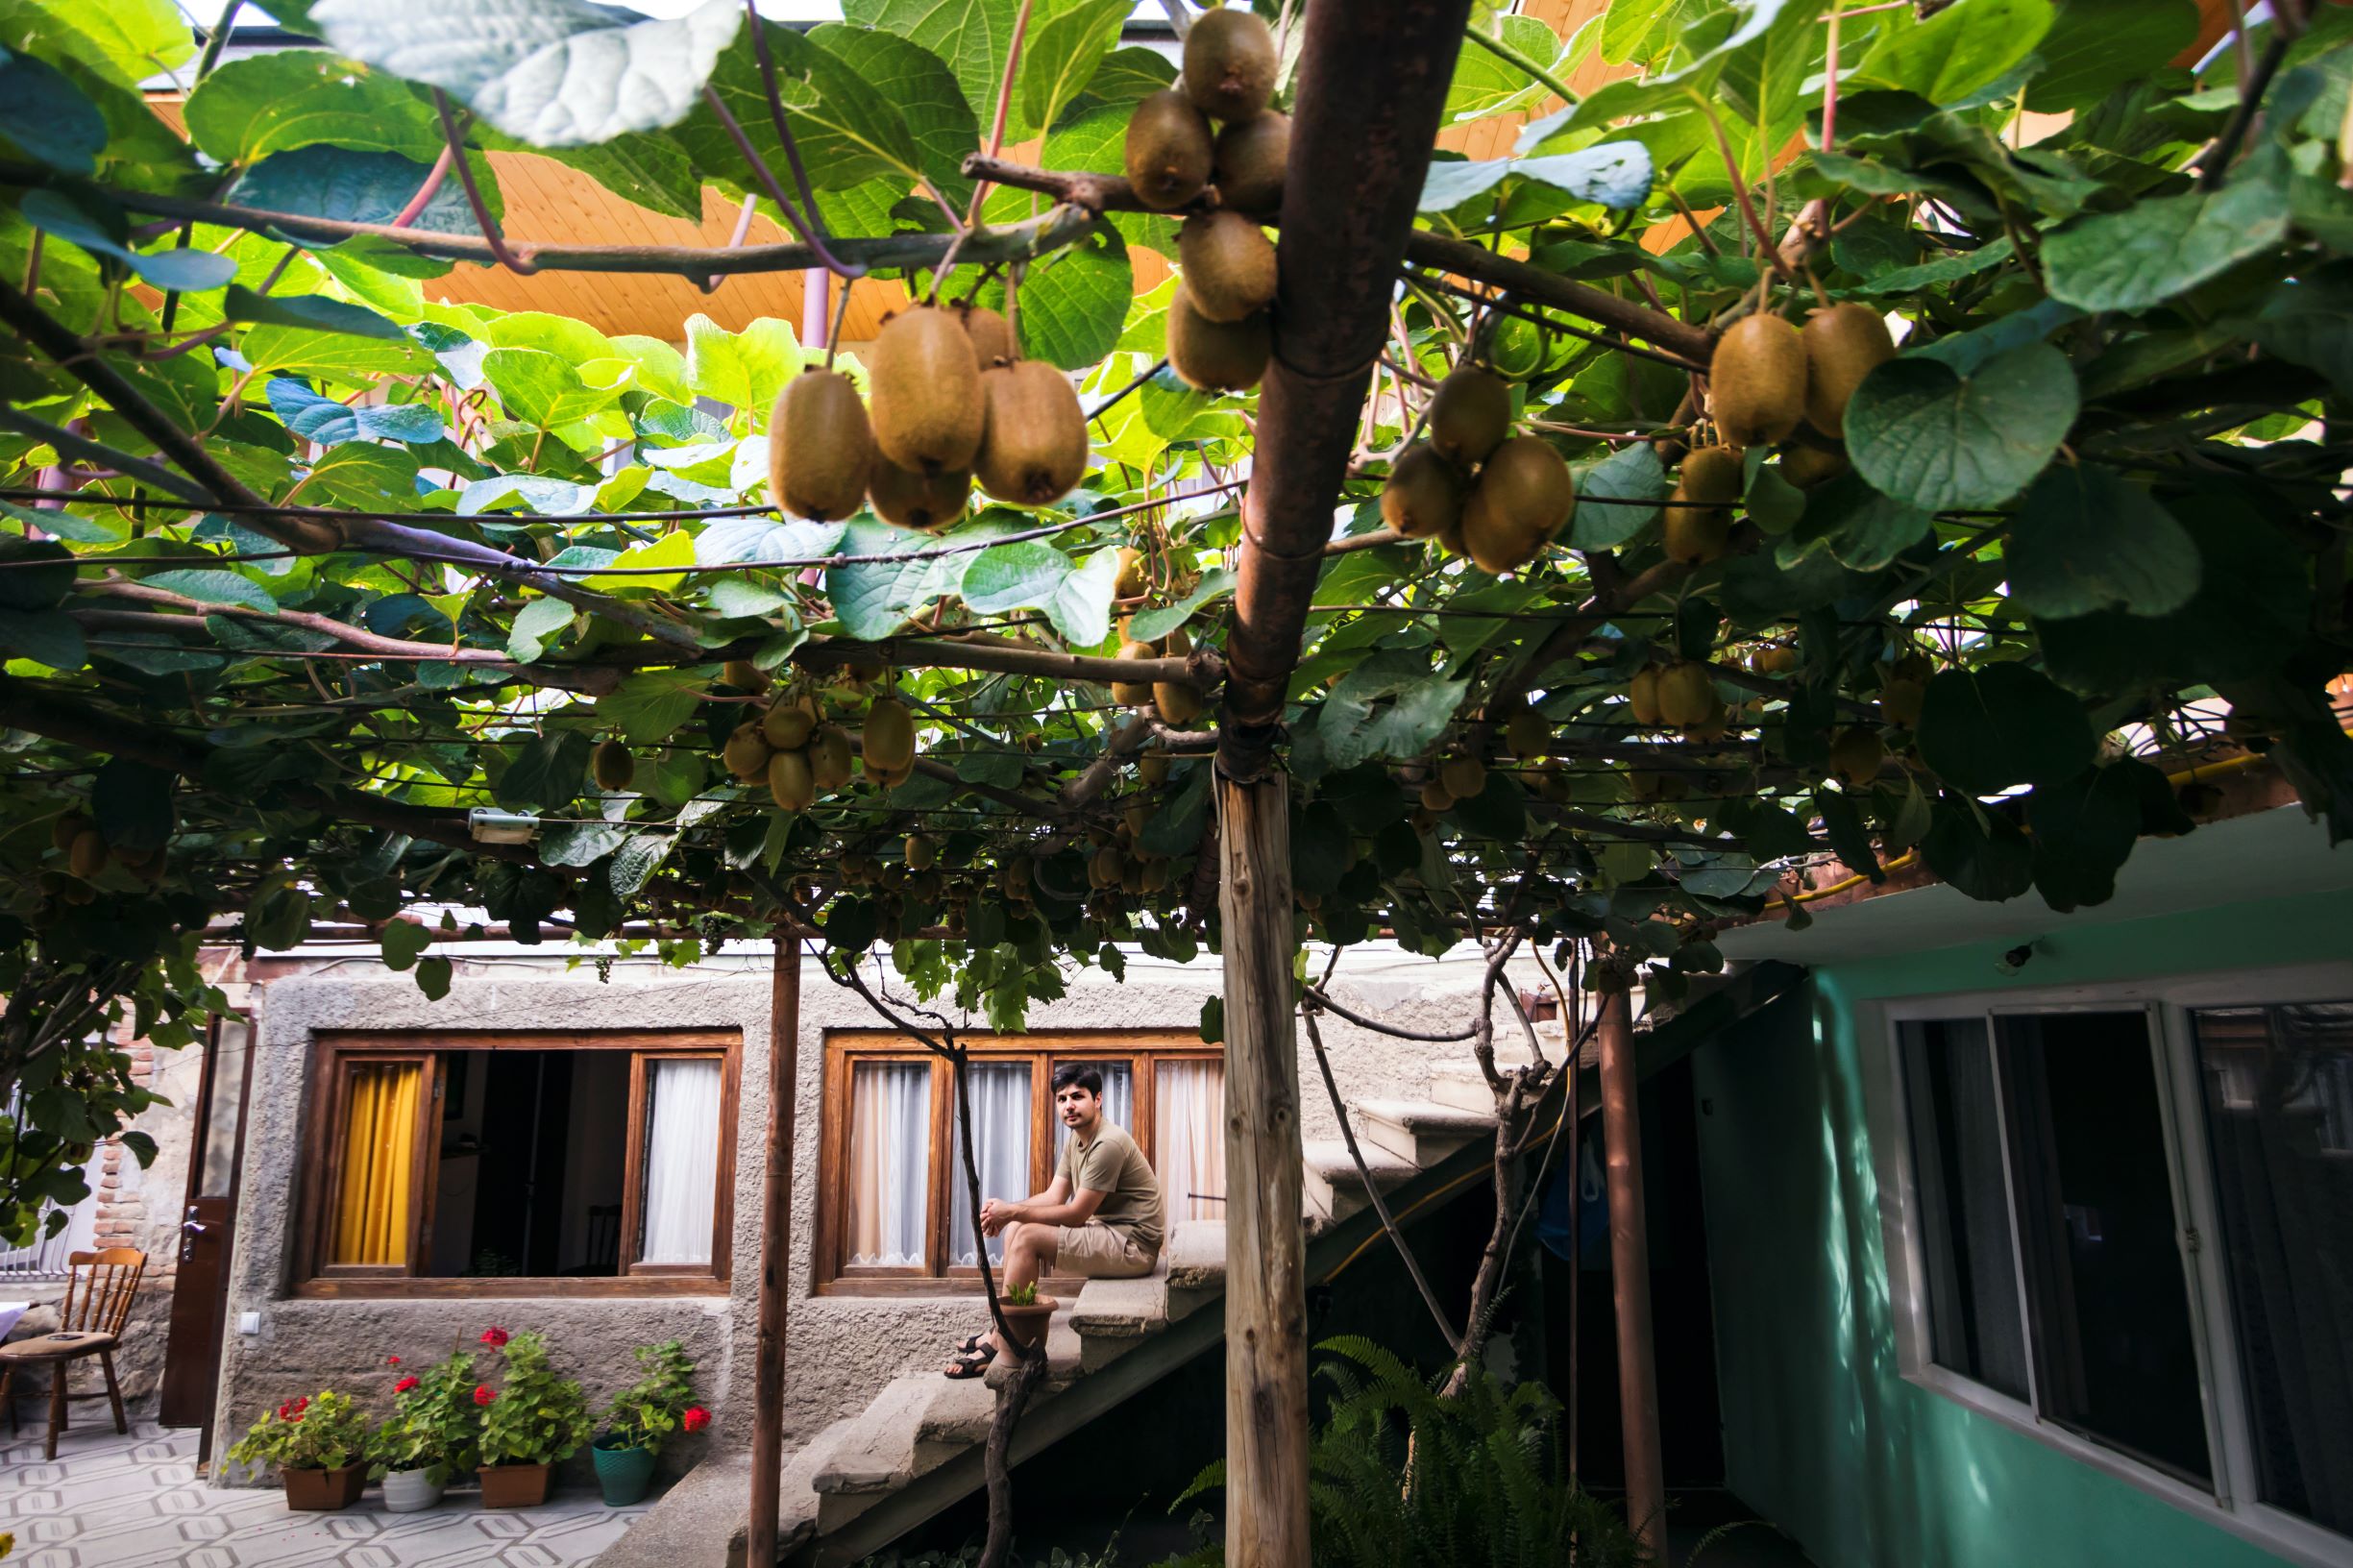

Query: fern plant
left=1161, top=1337, right=1648, bottom=1568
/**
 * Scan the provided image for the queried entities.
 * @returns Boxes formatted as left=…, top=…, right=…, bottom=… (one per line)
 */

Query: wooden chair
left=0, top=1247, right=145, bottom=1459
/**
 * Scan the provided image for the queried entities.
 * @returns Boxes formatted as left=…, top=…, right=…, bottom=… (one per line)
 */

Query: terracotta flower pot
left=998, top=1295, right=1057, bottom=1350
left=282, top=1463, right=367, bottom=1510
left=478, top=1461, right=552, bottom=1508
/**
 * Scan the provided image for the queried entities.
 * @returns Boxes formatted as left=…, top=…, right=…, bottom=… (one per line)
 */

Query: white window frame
left=1865, top=961, right=2353, bottom=1568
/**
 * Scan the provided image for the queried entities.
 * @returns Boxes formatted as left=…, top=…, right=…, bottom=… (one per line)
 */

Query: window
left=297, top=1031, right=739, bottom=1296
left=815, top=1032, right=1222, bottom=1293
left=1886, top=973, right=2353, bottom=1562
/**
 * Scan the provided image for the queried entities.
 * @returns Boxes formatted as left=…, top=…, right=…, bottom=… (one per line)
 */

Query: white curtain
left=639, top=1058, right=723, bottom=1265
left=848, top=1062, right=930, bottom=1266
left=1057, top=1062, right=1134, bottom=1156
left=948, top=1063, right=1033, bottom=1266
left=1155, top=1061, right=1225, bottom=1222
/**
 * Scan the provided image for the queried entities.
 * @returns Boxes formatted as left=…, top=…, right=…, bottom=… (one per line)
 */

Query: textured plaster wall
left=1692, top=887, right=2353, bottom=1568
left=209, top=942, right=1542, bottom=1484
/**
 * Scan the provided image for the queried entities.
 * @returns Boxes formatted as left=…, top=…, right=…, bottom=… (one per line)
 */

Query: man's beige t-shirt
left=1056, top=1120, right=1164, bottom=1251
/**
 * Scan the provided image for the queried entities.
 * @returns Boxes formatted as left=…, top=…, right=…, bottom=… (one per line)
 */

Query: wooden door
left=159, top=1014, right=253, bottom=1437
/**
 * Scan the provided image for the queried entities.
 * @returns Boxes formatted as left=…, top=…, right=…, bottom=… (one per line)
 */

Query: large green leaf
left=2043, top=145, right=2291, bottom=313
left=0, top=43, right=107, bottom=176
left=686, top=24, right=922, bottom=195
left=496, top=728, right=591, bottom=810
left=310, top=0, right=743, bottom=147
left=485, top=346, right=616, bottom=428
left=1011, top=227, right=1130, bottom=370
left=230, top=146, right=482, bottom=238
left=845, top=0, right=1035, bottom=142
left=1915, top=663, right=2095, bottom=797
left=2026, top=763, right=2142, bottom=911
left=266, top=377, right=444, bottom=445
left=1846, top=343, right=2077, bottom=510
left=1020, top=0, right=1128, bottom=136
left=2024, top=0, right=2197, bottom=113
left=2006, top=463, right=2198, bottom=620
left=184, top=49, right=443, bottom=164
left=19, top=189, right=234, bottom=293
left=1447, top=15, right=1574, bottom=121
left=1920, top=797, right=2034, bottom=902
left=227, top=285, right=405, bottom=343
left=960, top=540, right=1073, bottom=616
left=1851, top=0, right=2051, bottom=104
left=825, top=518, right=968, bottom=640
left=2244, top=262, right=2353, bottom=400
left=1420, top=142, right=1654, bottom=213
left=1566, top=0, right=1819, bottom=132
left=598, top=669, right=708, bottom=745
left=21, top=0, right=191, bottom=89
left=478, top=126, right=705, bottom=219
left=684, top=314, right=803, bottom=417
left=1318, top=654, right=1472, bottom=771
left=810, top=23, right=979, bottom=205
left=1776, top=471, right=1930, bottom=572
left=1044, top=546, right=1121, bottom=647
left=1568, top=443, right=1668, bottom=549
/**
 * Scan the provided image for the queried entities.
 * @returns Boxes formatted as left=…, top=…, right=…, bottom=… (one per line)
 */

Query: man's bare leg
left=986, top=1221, right=1061, bottom=1360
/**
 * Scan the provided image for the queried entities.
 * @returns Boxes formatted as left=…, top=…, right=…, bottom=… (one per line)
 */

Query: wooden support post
left=748, top=943, right=801, bottom=1568
left=1214, top=771, right=1311, bottom=1568
left=1598, top=973, right=1666, bottom=1558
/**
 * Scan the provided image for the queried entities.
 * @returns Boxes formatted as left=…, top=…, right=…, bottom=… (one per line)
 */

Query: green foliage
left=599, top=1339, right=699, bottom=1456
left=478, top=1329, right=594, bottom=1467
left=229, top=1389, right=373, bottom=1474
left=369, top=1350, right=483, bottom=1483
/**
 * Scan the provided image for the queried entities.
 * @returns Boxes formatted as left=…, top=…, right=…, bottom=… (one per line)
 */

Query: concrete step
left=590, top=1450, right=753, bottom=1568
left=1350, top=1096, right=1494, bottom=1166
left=774, top=1418, right=857, bottom=1545
left=1070, top=1274, right=1168, bottom=1372
left=1428, top=1060, right=1499, bottom=1115
left=812, top=1376, right=933, bottom=1497
left=1164, top=1219, right=1223, bottom=1319
left=912, top=1371, right=995, bottom=1470
left=1301, top=1138, right=1416, bottom=1225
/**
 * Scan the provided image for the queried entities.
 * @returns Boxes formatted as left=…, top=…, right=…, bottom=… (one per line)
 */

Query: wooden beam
left=1597, top=974, right=1666, bottom=1557
left=1213, top=772, right=1311, bottom=1568
left=748, top=943, right=802, bottom=1568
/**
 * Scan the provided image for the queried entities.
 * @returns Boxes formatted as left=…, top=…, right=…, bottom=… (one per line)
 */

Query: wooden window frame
left=294, top=1030, right=740, bottom=1300
left=813, top=1030, right=1220, bottom=1298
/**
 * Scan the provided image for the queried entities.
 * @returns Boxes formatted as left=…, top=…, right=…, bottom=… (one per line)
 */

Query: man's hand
left=978, top=1198, right=1023, bottom=1237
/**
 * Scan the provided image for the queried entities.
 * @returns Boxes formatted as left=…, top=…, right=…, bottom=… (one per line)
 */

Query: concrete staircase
left=601, top=1085, right=1503, bottom=1568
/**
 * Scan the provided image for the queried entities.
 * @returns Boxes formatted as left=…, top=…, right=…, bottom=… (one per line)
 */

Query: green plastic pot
left=591, top=1435, right=657, bottom=1506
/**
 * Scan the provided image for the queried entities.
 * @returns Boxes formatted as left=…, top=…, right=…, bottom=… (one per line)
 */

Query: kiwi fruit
left=1125, top=89, right=1214, bottom=209
left=1828, top=727, right=1885, bottom=787
left=1778, top=433, right=1849, bottom=489
left=592, top=739, right=636, bottom=792
left=863, top=696, right=917, bottom=774
left=905, top=833, right=937, bottom=871
left=722, top=659, right=764, bottom=692
left=1802, top=302, right=1897, bottom=438
left=1139, top=751, right=1171, bottom=786
left=1656, top=662, right=1719, bottom=729
left=51, top=812, right=89, bottom=853
left=1381, top=443, right=1465, bottom=540
left=1178, top=210, right=1278, bottom=324
left=974, top=360, right=1090, bottom=506
left=1213, top=110, right=1288, bottom=215
left=1459, top=436, right=1575, bottom=575
left=808, top=723, right=854, bottom=791
left=1879, top=676, right=1925, bottom=728
left=1154, top=627, right=1201, bottom=724
left=768, top=368, right=875, bottom=522
left=1418, top=778, right=1455, bottom=814
left=1166, top=283, right=1270, bottom=392
left=67, top=828, right=107, bottom=880
left=1439, top=755, right=1487, bottom=799
left=958, top=303, right=1016, bottom=368
left=1663, top=443, right=1743, bottom=565
left=761, top=697, right=818, bottom=750
left=1115, top=547, right=1148, bottom=598
left=1628, top=668, right=1663, bottom=725
left=1427, top=366, right=1513, bottom=467
left=723, top=723, right=772, bottom=781
left=1752, top=644, right=1799, bottom=674
left=768, top=749, right=817, bottom=812
left=868, top=306, right=985, bottom=474
left=1505, top=709, right=1549, bottom=758
left=1183, top=7, right=1277, bottom=121
left=870, top=457, right=970, bottom=532
left=1113, top=639, right=1158, bottom=707
left=1708, top=314, right=1807, bottom=448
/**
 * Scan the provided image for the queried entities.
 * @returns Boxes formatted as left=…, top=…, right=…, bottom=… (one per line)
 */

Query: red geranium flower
left=386, top=1355, right=401, bottom=1366
left=682, top=1407, right=711, bottom=1433
left=394, top=1375, right=420, bottom=1395
left=479, top=1327, right=510, bottom=1349
left=474, top=1384, right=497, bottom=1407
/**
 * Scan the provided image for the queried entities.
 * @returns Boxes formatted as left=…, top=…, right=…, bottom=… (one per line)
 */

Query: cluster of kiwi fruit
left=1123, top=7, right=1289, bottom=394
left=1702, top=300, right=1897, bottom=488
left=44, top=811, right=165, bottom=901
left=663, top=659, right=923, bottom=813
left=1627, top=659, right=1729, bottom=740
left=767, top=298, right=1090, bottom=527
left=1381, top=364, right=1578, bottom=575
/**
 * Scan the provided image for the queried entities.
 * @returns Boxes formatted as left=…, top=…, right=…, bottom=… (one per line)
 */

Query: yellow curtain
left=331, top=1062, right=422, bottom=1266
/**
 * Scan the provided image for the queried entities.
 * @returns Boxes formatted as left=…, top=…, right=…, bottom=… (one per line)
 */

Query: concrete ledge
left=592, top=1450, right=754, bottom=1568
left=812, top=1377, right=929, bottom=1495
left=1350, top=1096, right=1495, bottom=1165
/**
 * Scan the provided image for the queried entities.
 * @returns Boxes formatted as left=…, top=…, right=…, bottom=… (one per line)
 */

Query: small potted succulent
left=591, top=1340, right=705, bottom=1506
left=997, top=1280, right=1057, bottom=1351
left=368, top=1351, right=481, bottom=1512
left=475, top=1327, right=591, bottom=1507
left=227, top=1389, right=373, bottom=1510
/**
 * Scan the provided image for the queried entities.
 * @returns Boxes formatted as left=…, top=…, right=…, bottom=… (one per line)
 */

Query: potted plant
left=475, top=1328, right=591, bottom=1507
left=227, top=1389, right=373, bottom=1510
left=591, top=1340, right=705, bottom=1506
left=997, top=1281, right=1057, bottom=1351
left=368, top=1351, right=480, bottom=1512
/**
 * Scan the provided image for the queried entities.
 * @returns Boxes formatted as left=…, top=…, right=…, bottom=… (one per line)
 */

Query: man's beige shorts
left=1053, top=1220, right=1156, bottom=1279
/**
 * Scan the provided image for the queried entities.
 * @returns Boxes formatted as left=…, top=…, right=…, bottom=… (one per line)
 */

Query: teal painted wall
left=1692, top=886, right=2353, bottom=1568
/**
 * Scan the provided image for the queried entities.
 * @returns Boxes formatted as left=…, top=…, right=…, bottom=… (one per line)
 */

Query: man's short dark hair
left=1052, top=1063, right=1102, bottom=1097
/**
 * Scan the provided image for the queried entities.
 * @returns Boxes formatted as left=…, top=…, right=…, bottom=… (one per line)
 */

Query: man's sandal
left=943, top=1344, right=996, bottom=1380
left=952, top=1330, right=991, bottom=1355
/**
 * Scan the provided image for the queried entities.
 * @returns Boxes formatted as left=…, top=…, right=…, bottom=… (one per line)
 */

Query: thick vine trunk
left=747, top=945, right=799, bottom=1567
left=1598, top=978, right=1666, bottom=1556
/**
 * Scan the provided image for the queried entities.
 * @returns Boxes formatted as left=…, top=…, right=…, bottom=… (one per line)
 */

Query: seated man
left=944, top=1064, right=1164, bottom=1378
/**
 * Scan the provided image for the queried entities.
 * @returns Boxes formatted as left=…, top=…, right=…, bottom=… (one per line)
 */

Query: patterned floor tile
left=0, top=1426, right=650, bottom=1567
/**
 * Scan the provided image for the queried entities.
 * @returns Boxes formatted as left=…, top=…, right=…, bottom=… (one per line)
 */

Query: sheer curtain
left=848, top=1062, right=930, bottom=1266
left=1155, top=1061, right=1225, bottom=1222
left=948, top=1063, right=1033, bottom=1266
left=1056, top=1061, right=1134, bottom=1156
left=639, top=1057, right=723, bottom=1265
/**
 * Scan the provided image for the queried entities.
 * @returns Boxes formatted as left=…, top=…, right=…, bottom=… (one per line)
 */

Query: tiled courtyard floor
left=0, top=1423, right=647, bottom=1567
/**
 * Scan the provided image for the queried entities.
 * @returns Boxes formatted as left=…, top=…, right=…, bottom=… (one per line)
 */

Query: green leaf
left=2244, top=262, right=2353, bottom=401
left=91, top=757, right=172, bottom=852
left=183, top=48, right=443, bottom=163
left=1915, top=663, right=2095, bottom=797
left=242, top=319, right=433, bottom=378
left=1777, top=471, right=1930, bottom=572
left=1448, top=14, right=1575, bottom=121
left=684, top=314, right=803, bottom=415
left=1568, top=443, right=1669, bottom=549
left=0, top=536, right=74, bottom=611
left=1420, top=142, right=1655, bottom=213
left=1198, top=995, right=1223, bottom=1045
left=506, top=596, right=576, bottom=661
left=2043, top=145, right=2291, bottom=313
left=2026, top=763, right=2142, bottom=911
left=497, top=729, right=591, bottom=810
left=2024, top=0, right=2197, bottom=113
left=138, top=569, right=277, bottom=614
left=0, top=606, right=85, bottom=670
left=415, top=955, right=453, bottom=1001
left=2006, top=463, right=2198, bottom=620
left=1044, top=547, right=1122, bottom=647
left=825, top=518, right=964, bottom=640
left=581, top=530, right=699, bottom=593
left=1920, top=798, right=2033, bottom=902
left=380, top=919, right=432, bottom=972
left=1846, top=343, right=2077, bottom=510
left=597, top=669, right=707, bottom=745
left=19, top=189, right=235, bottom=294
left=311, top=0, right=744, bottom=148
left=705, top=24, right=924, bottom=194
left=24, top=0, right=192, bottom=88
left=845, top=0, right=1032, bottom=142
left=0, top=44, right=107, bottom=175
left=1319, top=655, right=1471, bottom=771
left=1128, top=567, right=1236, bottom=644
left=1021, top=0, right=1129, bottom=136
left=227, top=285, right=404, bottom=342
left=484, top=347, right=614, bottom=429
left=230, top=146, right=481, bottom=239
left=960, top=540, right=1073, bottom=616
left=1013, top=228, right=1131, bottom=371
left=1851, top=0, right=2051, bottom=104
left=809, top=23, right=980, bottom=205
left=266, top=379, right=445, bottom=445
